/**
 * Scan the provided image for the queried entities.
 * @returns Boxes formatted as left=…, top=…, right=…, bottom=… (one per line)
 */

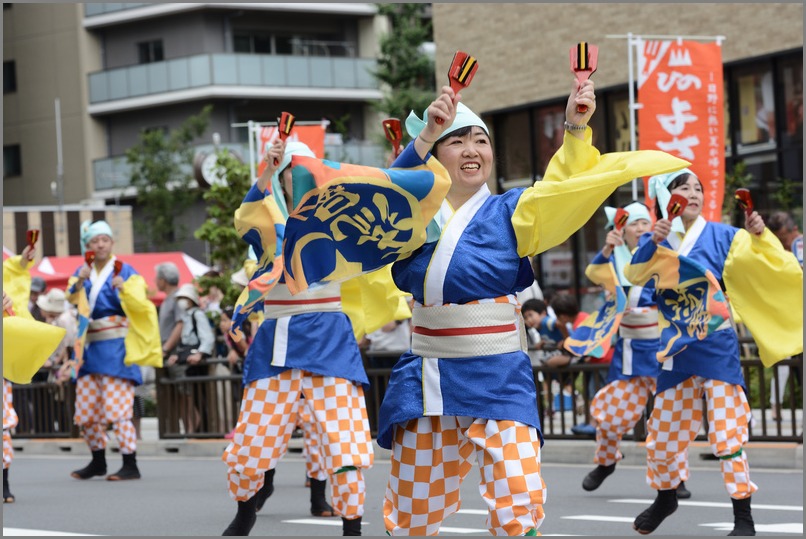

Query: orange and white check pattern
left=3, top=379, right=18, bottom=469
left=646, top=376, right=757, bottom=499
left=223, top=369, right=373, bottom=519
left=384, top=416, right=545, bottom=536
left=73, top=374, right=137, bottom=454
left=590, top=377, right=655, bottom=466
left=298, top=396, right=327, bottom=481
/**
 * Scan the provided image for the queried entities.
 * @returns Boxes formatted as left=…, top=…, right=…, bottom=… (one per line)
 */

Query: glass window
left=779, top=57, right=803, bottom=144
left=534, top=104, right=565, bottom=177
left=735, top=65, right=776, bottom=152
left=497, top=110, right=532, bottom=190
left=138, top=40, right=164, bottom=64
left=4, top=145, right=22, bottom=177
left=3, top=61, right=16, bottom=93
left=233, top=34, right=251, bottom=53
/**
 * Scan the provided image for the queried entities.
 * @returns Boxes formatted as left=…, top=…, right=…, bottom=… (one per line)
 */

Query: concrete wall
left=432, top=3, right=804, bottom=115
left=3, top=3, right=100, bottom=206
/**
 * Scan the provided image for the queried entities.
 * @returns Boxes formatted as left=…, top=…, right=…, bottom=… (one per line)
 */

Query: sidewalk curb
left=12, top=438, right=802, bottom=469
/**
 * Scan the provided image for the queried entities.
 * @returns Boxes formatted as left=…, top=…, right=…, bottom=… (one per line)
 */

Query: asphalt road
left=2, top=453, right=802, bottom=536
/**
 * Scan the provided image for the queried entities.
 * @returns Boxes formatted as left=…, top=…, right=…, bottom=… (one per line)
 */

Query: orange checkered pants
left=73, top=374, right=137, bottom=454
left=222, top=369, right=373, bottom=519
left=298, top=396, right=327, bottom=481
left=646, top=376, right=757, bottom=499
left=3, top=379, right=18, bottom=469
left=384, top=416, right=546, bottom=536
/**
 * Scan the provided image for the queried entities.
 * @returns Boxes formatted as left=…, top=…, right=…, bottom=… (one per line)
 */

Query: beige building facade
left=431, top=3, right=803, bottom=306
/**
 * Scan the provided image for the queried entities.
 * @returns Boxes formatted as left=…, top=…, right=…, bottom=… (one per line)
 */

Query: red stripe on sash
left=412, top=323, right=517, bottom=337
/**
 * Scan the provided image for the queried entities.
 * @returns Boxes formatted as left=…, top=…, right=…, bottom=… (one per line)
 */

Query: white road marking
left=609, top=498, right=803, bottom=511
left=561, top=515, right=636, bottom=523
left=700, top=522, right=803, bottom=534
left=3, top=529, right=99, bottom=536
left=456, top=509, right=487, bottom=515
left=282, top=518, right=362, bottom=527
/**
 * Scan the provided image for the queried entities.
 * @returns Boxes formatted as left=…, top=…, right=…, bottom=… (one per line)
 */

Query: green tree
left=126, top=105, right=212, bottom=250
left=194, top=149, right=253, bottom=308
left=373, top=3, right=435, bottom=145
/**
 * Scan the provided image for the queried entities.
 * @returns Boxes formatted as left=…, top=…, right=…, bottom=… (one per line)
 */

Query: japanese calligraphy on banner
left=253, top=122, right=327, bottom=179
left=638, top=40, right=725, bottom=222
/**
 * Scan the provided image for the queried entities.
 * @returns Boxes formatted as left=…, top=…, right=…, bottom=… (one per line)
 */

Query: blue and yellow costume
left=625, top=169, right=803, bottom=534
left=65, top=220, right=161, bottom=481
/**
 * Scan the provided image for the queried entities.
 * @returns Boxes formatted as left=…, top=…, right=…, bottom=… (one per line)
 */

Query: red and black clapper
left=569, top=42, right=599, bottom=113
left=666, top=194, right=689, bottom=219
left=436, top=51, right=479, bottom=125
left=382, top=118, right=403, bottom=158
left=26, top=229, right=40, bottom=250
left=85, top=250, right=96, bottom=267
left=614, top=208, right=630, bottom=232
left=274, top=111, right=296, bottom=166
left=113, top=259, right=123, bottom=277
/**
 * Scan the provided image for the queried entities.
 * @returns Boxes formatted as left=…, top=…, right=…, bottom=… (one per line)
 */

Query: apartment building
left=431, top=3, right=803, bottom=307
left=4, top=3, right=389, bottom=259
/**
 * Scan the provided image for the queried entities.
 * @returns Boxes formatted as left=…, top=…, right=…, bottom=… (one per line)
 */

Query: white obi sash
left=411, top=301, right=524, bottom=359
left=263, top=282, right=342, bottom=319
left=86, top=315, right=128, bottom=343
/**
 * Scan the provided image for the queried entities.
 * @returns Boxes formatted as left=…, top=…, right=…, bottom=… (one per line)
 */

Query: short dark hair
left=654, top=172, right=704, bottom=220
left=550, top=293, right=579, bottom=318
left=432, top=126, right=490, bottom=159
left=521, top=299, right=547, bottom=315
left=767, top=211, right=797, bottom=233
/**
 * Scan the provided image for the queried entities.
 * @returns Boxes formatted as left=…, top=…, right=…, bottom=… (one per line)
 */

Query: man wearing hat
left=28, top=276, right=47, bottom=322
left=66, top=220, right=159, bottom=482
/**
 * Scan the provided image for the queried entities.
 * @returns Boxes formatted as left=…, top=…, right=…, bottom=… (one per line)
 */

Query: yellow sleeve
left=118, top=274, right=163, bottom=368
left=2, top=255, right=35, bottom=319
left=724, top=228, right=803, bottom=366
left=512, top=130, right=691, bottom=256
left=3, top=316, right=66, bottom=384
left=341, top=265, right=412, bottom=342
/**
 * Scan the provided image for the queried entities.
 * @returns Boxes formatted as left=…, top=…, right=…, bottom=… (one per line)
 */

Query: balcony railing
left=84, top=3, right=150, bottom=17
left=88, top=53, right=379, bottom=105
left=93, top=141, right=387, bottom=192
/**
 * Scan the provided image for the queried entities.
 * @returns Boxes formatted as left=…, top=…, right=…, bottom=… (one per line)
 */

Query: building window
left=4, top=145, right=22, bottom=178
left=3, top=61, right=16, bottom=93
left=138, top=40, right=164, bottom=64
left=234, top=33, right=272, bottom=54
left=734, top=65, right=776, bottom=152
left=3, top=4, right=11, bottom=9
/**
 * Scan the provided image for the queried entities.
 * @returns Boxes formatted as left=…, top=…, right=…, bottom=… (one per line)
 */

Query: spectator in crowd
left=37, top=288, right=78, bottom=433
left=768, top=210, right=803, bottom=266
left=155, top=262, right=190, bottom=433
left=521, top=299, right=552, bottom=363
left=166, top=283, right=215, bottom=434
left=28, top=276, right=46, bottom=322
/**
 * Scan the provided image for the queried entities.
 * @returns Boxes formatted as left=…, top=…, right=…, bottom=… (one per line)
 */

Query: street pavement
left=2, top=452, right=802, bottom=536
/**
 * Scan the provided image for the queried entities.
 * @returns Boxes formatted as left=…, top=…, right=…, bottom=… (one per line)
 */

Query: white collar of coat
left=673, top=215, right=707, bottom=256
left=89, top=255, right=117, bottom=316
left=424, top=184, right=491, bottom=306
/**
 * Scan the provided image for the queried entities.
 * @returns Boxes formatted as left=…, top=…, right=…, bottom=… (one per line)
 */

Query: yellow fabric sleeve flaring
left=724, top=228, right=803, bottom=367
left=3, top=315, right=66, bottom=384
left=341, top=265, right=412, bottom=342
left=2, top=255, right=35, bottom=320
left=512, top=129, right=691, bottom=257
left=119, top=274, right=163, bottom=368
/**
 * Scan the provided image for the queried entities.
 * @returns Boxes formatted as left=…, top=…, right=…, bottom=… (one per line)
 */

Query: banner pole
left=627, top=33, right=638, bottom=200
left=248, top=120, right=255, bottom=183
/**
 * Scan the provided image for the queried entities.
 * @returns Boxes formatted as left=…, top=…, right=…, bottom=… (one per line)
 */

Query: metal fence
left=10, top=352, right=803, bottom=443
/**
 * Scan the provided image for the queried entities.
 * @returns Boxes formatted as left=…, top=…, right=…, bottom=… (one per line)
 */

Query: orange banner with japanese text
left=253, top=123, right=327, bottom=178
left=638, top=40, right=725, bottom=222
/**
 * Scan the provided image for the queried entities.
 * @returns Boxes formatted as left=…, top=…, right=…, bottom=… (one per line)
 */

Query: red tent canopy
left=35, top=252, right=211, bottom=306
left=3, top=245, right=72, bottom=287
